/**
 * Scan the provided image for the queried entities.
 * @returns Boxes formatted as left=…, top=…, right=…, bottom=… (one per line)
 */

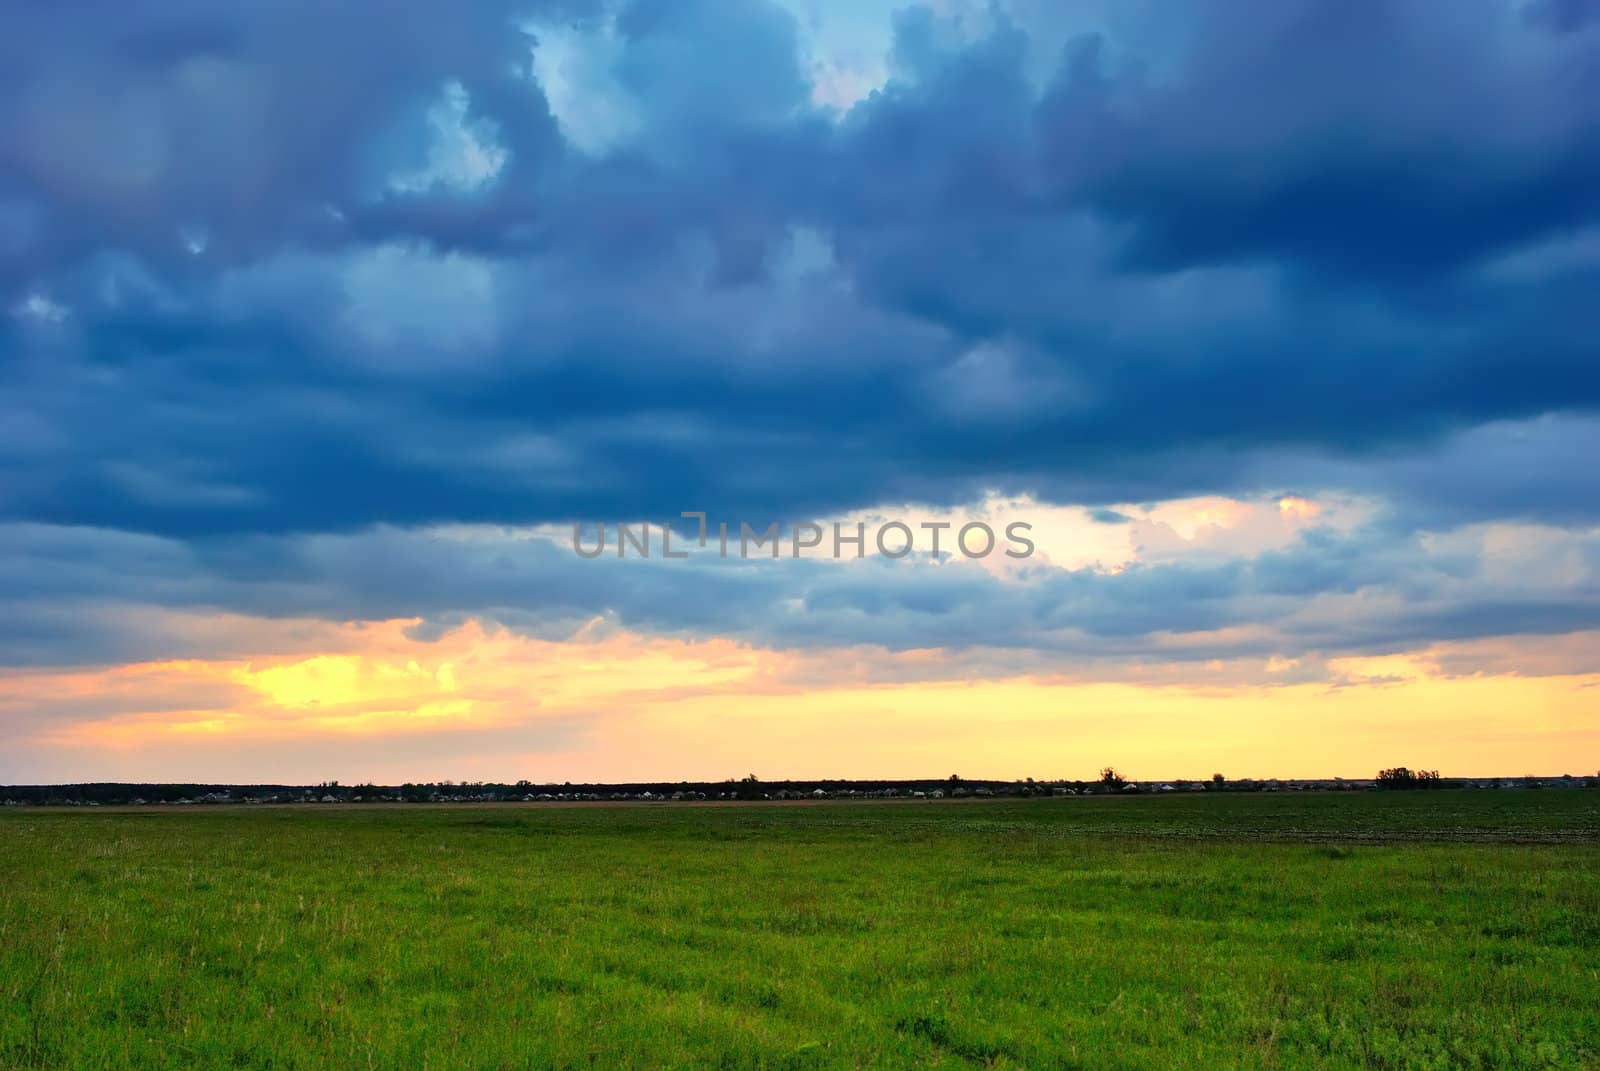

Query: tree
left=1377, top=767, right=1442, bottom=790
left=1209, top=773, right=1226, bottom=791
left=1099, top=767, right=1127, bottom=791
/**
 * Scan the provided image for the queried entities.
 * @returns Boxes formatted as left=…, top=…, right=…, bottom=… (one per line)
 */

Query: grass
left=2, top=791, right=1598, bottom=1069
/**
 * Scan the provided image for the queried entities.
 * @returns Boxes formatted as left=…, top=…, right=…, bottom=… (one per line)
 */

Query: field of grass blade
left=2, top=790, right=1597, bottom=1069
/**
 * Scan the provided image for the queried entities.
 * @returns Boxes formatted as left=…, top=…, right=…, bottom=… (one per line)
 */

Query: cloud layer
left=5, top=0, right=1599, bottom=541
left=1, top=0, right=1596, bottom=776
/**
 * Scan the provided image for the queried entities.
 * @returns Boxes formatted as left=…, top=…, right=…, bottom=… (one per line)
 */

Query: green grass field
left=3, top=791, right=1598, bottom=1070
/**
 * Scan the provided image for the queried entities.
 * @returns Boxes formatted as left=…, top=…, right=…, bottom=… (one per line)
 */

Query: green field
left=3, top=791, right=1598, bottom=1070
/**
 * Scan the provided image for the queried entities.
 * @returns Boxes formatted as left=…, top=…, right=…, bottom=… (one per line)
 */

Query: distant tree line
left=6, top=770, right=1598, bottom=806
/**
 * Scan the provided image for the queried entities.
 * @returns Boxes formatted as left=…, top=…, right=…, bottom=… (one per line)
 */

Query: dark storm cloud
left=1, top=0, right=1598, bottom=664
left=0, top=0, right=584, bottom=278
left=1038, top=2, right=1600, bottom=281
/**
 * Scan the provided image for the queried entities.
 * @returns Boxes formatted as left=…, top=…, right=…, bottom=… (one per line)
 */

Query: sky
left=1, top=0, right=1597, bottom=784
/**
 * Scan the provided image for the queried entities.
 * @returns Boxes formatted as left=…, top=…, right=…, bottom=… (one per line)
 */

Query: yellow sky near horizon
left=5, top=617, right=1595, bottom=785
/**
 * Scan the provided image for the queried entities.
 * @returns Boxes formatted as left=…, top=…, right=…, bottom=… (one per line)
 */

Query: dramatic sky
left=2, top=0, right=1598, bottom=783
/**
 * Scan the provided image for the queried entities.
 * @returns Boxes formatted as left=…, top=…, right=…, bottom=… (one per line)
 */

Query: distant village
left=4, top=771, right=1597, bottom=807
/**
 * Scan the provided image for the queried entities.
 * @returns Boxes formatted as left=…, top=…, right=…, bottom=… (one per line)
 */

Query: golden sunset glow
left=7, top=614, right=1593, bottom=784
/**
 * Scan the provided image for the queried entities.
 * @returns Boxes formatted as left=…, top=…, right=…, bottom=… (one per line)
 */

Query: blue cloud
left=1, top=0, right=1598, bottom=668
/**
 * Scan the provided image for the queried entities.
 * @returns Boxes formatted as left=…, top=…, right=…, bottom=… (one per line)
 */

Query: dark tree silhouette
left=1376, top=767, right=1442, bottom=789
